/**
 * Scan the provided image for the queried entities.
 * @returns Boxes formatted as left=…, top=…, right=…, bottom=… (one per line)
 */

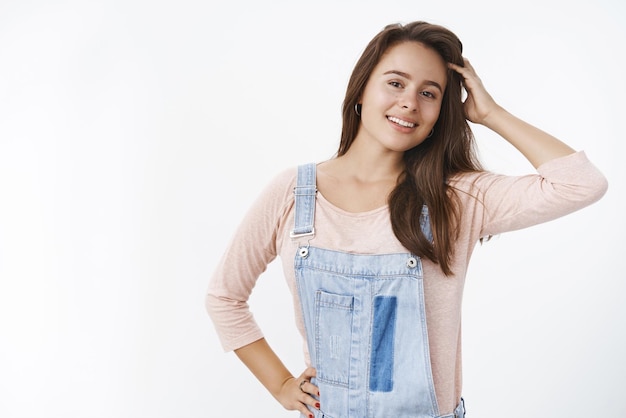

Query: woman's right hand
left=277, top=367, right=320, bottom=417
left=234, top=340, right=321, bottom=417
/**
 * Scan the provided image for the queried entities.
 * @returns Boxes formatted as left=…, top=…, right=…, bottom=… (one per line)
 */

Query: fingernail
left=309, top=415, right=313, bottom=418
left=315, top=402, right=320, bottom=408
left=317, top=391, right=320, bottom=396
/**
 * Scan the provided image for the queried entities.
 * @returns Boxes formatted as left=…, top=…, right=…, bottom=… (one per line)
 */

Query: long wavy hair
left=338, top=21, right=483, bottom=275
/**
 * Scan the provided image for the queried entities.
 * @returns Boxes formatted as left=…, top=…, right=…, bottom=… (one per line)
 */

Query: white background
left=0, top=0, right=624, bottom=417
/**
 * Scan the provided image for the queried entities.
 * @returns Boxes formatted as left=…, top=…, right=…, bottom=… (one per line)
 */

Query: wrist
left=271, top=374, right=296, bottom=400
left=479, top=104, right=508, bottom=130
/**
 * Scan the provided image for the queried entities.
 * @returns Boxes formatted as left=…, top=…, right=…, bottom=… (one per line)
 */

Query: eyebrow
left=383, top=70, right=443, bottom=92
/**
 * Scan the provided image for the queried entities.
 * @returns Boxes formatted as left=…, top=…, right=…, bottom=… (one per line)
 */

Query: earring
left=354, top=103, right=362, bottom=116
left=427, top=129, right=434, bottom=138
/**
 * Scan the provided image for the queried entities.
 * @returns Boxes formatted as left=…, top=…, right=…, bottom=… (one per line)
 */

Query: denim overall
left=292, top=163, right=465, bottom=418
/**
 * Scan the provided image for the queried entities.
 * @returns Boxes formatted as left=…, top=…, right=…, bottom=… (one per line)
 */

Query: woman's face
left=356, top=41, right=447, bottom=153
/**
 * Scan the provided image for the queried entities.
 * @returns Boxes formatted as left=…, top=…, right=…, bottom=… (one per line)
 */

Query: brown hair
left=338, top=21, right=483, bottom=275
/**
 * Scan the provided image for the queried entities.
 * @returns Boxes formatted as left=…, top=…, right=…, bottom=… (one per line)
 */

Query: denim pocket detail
left=315, top=290, right=354, bottom=387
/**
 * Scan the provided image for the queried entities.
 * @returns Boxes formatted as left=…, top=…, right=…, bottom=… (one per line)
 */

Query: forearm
left=482, top=105, right=576, bottom=168
left=235, top=338, right=294, bottom=400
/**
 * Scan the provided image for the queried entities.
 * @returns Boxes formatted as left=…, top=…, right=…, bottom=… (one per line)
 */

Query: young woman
left=206, top=21, right=608, bottom=418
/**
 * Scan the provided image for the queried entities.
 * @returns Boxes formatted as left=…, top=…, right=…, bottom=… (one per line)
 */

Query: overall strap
left=420, top=204, right=433, bottom=243
left=291, top=163, right=317, bottom=238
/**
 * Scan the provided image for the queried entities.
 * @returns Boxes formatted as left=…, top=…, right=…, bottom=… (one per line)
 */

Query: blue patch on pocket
left=369, top=296, right=397, bottom=392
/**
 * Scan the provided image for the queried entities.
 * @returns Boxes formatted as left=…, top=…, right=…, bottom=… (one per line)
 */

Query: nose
left=399, top=91, right=418, bottom=112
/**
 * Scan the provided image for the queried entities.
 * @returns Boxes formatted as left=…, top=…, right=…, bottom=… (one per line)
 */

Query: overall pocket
left=314, top=289, right=354, bottom=387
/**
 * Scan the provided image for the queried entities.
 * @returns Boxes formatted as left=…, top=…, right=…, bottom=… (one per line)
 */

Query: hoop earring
left=354, top=103, right=362, bottom=116
left=427, top=129, right=434, bottom=138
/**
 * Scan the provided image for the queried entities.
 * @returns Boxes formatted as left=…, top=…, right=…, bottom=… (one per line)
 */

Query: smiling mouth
left=387, top=116, right=416, bottom=128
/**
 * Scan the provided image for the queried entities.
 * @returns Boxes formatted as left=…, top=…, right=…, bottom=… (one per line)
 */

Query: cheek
left=423, top=104, right=442, bottom=125
left=369, top=89, right=394, bottom=107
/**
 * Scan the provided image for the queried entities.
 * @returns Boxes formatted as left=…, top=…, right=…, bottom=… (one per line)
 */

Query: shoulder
left=257, top=163, right=319, bottom=210
left=447, top=170, right=491, bottom=197
left=233, top=165, right=301, bottom=235
left=446, top=169, right=527, bottom=209
left=268, top=165, right=299, bottom=188
left=258, top=165, right=299, bottom=203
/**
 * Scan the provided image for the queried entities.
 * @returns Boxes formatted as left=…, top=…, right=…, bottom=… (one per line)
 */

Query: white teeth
left=387, top=116, right=416, bottom=128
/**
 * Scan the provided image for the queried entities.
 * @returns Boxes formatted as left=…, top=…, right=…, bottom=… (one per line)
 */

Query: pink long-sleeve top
left=206, top=151, right=607, bottom=415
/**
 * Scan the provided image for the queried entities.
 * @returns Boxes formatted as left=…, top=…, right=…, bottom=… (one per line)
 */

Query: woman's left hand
left=448, top=58, right=500, bottom=125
